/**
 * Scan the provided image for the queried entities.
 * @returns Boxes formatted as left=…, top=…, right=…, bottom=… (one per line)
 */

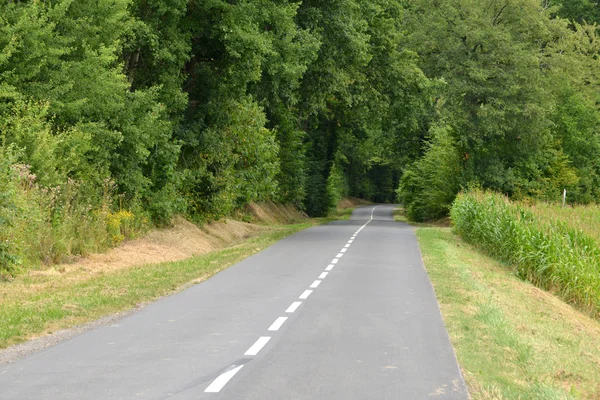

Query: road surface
left=0, top=205, right=467, bottom=399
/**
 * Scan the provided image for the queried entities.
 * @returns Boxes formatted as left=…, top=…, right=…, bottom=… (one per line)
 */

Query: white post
left=562, top=189, right=566, bottom=208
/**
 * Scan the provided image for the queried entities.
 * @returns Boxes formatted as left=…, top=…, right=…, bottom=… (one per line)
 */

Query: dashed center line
left=245, top=336, right=271, bottom=356
left=286, top=301, right=302, bottom=313
left=205, top=205, right=381, bottom=394
left=268, top=317, right=288, bottom=331
left=205, top=365, right=244, bottom=393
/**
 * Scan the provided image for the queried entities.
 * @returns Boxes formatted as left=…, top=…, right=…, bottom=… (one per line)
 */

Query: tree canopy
left=2, top=0, right=600, bottom=233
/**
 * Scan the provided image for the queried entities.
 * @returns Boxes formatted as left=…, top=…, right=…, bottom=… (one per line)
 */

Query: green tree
left=401, top=0, right=585, bottom=204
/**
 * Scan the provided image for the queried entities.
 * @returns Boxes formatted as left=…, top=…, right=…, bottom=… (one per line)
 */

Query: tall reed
left=451, top=190, right=600, bottom=316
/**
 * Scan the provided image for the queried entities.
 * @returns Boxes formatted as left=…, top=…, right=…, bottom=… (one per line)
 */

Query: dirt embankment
left=26, top=199, right=368, bottom=279
left=337, top=197, right=372, bottom=210
left=31, top=202, right=307, bottom=278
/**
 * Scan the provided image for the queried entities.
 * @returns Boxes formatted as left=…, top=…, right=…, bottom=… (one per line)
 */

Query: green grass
left=334, top=207, right=354, bottom=220
left=451, top=190, right=600, bottom=317
left=417, top=227, right=600, bottom=399
left=0, top=221, right=315, bottom=349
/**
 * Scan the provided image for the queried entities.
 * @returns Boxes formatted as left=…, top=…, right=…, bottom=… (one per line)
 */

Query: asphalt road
left=0, top=205, right=468, bottom=399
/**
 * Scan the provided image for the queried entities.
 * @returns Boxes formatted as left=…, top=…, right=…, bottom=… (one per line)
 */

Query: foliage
left=180, top=99, right=279, bottom=221
left=550, top=0, right=600, bottom=24
left=451, top=190, right=600, bottom=316
left=325, top=160, right=349, bottom=216
left=0, top=148, right=21, bottom=277
left=397, top=125, right=462, bottom=221
left=3, top=0, right=600, bottom=272
left=396, top=0, right=600, bottom=220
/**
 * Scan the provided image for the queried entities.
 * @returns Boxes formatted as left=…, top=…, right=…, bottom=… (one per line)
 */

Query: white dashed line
left=370, top=206, right=378, bottom=219
left=206, top=205, right=382, bottom=394
left=245, top=336, right=271, bottom=356
left=268, top=317, right=288, bottom=331
left=205, top=365, right=244, bottom=393
left=286, top=301, right=302, bottom=313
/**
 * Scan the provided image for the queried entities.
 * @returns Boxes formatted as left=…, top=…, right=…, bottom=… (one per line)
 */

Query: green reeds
left=451, top=190, right=600, bottom=317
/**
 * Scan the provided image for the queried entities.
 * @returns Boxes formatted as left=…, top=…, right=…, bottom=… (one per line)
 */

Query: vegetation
left=451, top=190, right=600, bottom=317
left=3, top=0, right=600, bottom=276
left=418, top=227, right=600, bottom=399
left=398, top=0, right=600, bottom=220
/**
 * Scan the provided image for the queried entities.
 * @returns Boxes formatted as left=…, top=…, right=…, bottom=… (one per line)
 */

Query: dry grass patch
left=27, top=217, right=267, bottom=280
left=244, top=201, right=307, bottom=224
left=417, top=227, right=600, bottom=399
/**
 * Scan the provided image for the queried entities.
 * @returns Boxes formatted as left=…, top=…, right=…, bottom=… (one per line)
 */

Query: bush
left=325, top=161, right=349, bottom=215
left=180, top=99, right=280, bottom=221
left=451, top=189, right=600, bottom=316
left=0, top=146, right=149, bottom=278
left=0, top=148, right=22, bottom=278
left=397, top=124, right=462, bottom=221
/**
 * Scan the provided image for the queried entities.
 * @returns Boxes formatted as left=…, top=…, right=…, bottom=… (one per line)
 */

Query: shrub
left=397, top=124, right=462, bottom=221
left=325, top=161, right=349, bottom=215
left=0, top=148, right=22, bottom=278
left=0, top=146, right=149, bottom=278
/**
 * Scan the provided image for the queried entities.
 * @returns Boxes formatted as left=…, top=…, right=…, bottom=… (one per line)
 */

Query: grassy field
left=417, top=227, right=600, bottom=399
left=0, top=220, right=317, bottom=349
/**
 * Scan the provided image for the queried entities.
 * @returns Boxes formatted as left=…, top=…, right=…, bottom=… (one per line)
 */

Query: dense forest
left=1, top=0, right=600, bottom=272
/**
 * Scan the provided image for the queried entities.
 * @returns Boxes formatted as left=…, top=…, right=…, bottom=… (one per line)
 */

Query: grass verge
left=417, top=227, right=600, bottom=399
left=0, top=220, right=317, bottom=350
